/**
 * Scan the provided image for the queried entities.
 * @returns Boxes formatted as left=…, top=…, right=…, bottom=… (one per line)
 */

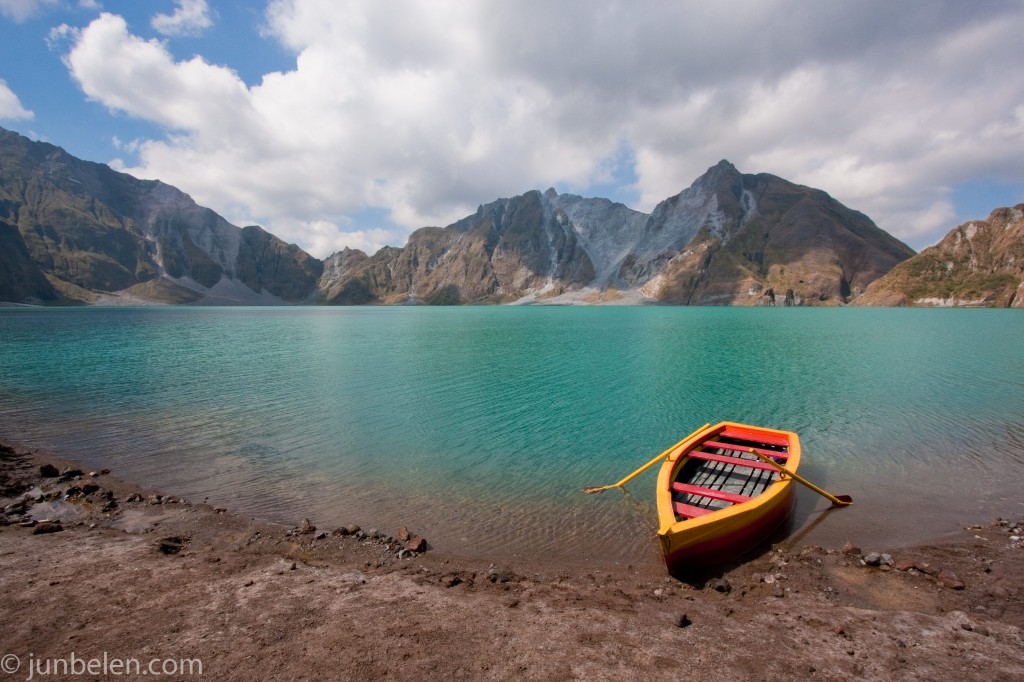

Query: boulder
left=405, top=535, right=427, bottom=552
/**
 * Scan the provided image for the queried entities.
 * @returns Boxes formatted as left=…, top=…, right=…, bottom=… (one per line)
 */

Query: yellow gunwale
left=655, top=421, right=801, bottom=551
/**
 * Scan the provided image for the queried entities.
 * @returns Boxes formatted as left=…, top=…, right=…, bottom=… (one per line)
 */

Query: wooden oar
left=748, top=449, right=852, bottom=506
left=583, top=423, right=710, bottom=494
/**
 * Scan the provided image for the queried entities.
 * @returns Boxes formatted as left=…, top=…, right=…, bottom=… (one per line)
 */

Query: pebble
left=32, top=521, right=63, bottom=535
left=937, top=570, right=965, bottom=590
left=673, top=612, right=692, bottom=628
left=488, top=566, right=515, bottom=583
left=299, top=518, right=316, bottom=534
left=863, top=552, right=882, bottom=566
left=841, top=541, right=862, bottom=557
left=713, top=578, right=731, bottom=594
left=39, top=464, right=59, bottom=478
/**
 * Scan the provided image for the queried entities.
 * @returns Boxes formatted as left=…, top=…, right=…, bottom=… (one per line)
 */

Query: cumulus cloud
left=59, top=1, right=1024, bottom=256
left=151, top=0, right=213, bottom=37
left=0, top=0, right=59, bottom=22
left=0, top=79, right=33, bottom=120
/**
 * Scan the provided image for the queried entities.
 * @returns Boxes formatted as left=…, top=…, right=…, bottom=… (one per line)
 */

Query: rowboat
left=655, top=421, right=800, bottom=573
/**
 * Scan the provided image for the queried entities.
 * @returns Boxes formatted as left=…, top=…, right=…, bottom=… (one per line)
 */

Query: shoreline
left=2, top=438, right=1023, bottom=680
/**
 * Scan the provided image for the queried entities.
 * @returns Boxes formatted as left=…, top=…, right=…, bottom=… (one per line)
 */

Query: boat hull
left=656, top=422, right=800, bottom=573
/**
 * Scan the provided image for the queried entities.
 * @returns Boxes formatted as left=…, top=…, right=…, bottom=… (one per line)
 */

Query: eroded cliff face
left=318, top=161, right=914, bottom=306
left=857, top=205, right=1024, bottom=307
left=0, top=128, right=319, bottom=305
left=318, top=191, right=600, bottom=304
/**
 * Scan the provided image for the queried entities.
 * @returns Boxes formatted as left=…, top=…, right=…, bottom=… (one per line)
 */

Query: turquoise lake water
left=1, top=306, right=1022, bottom=568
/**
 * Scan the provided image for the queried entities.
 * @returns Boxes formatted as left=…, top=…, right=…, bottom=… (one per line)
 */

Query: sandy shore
left=1, top=439, right=1022, bottom=681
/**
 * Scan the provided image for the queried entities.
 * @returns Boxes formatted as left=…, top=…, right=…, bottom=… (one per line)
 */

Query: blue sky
left=2, top=1, right=1023, bottom=258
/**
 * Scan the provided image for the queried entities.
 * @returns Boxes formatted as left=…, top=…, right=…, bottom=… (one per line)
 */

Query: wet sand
left=1, top=438, right=1022, bottom=681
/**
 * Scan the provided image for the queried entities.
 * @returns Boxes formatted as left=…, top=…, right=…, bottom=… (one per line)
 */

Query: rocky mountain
left=0, top=127, right=321, bottom=305
left=320, top=161, right=915, bottom=305
left=1, top=126, right=916, bottom=306
left=856, top=205, right=1024, bottom=307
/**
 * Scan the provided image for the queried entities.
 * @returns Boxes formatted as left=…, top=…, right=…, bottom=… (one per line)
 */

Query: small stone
left=397, top=526, right=410, bottom=542
left=713, top=578, right=731, bottom=593
left=405, top=535, right=427, bottom=552
left=314, top=531, right=328, bottom=540
left=147, top=494, right=163, bottom=505
left=986, top=585, right=1010, bottom=599
left=289, top=562, right=297, bottom=570
left=331, top=527, right=350, bottom=536
left=39, top=464, right=60, bottom=478
left=366, top=528, right=379, bottom=538
left=213, top=507, right=227, bottom=514
left=772, top=585, right=786, bottom=598
left=863, top=552, right=882, bottom=566
left=832, top=625, right=845, bottom=636
left=841, top=541, right=862, bottom=557
left=488, top=566, right=514, bottom=583
left=915, top=562, right=939, bottom=576
left=299, top=518, right=316, bottom=534
left=653, top=588, right=664, bottom=598
left=156, top=536, right=187, bottom=555
left=880, top=553, right=894, bottom=566
left=937, top=570, right=965, bottom=590
left=32, top=521, right=63, bottom=534
left=673, top=612, right=692, bottom=628
left=345, top=524, right=361, bottom=535
left=892, top=558, right=916, bottom=571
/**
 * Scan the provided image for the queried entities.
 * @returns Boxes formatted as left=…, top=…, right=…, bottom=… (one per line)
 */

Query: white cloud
left=151, top=0, right=213, bottom=37
left=59, top=2, right=1024, bottom=257
left=0, top=0, right=58, bottom=22
left=0, top=79, right=33, bottom=120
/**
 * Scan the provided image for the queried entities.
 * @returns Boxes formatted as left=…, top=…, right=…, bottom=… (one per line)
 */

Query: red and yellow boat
left=655, top=421, right=800, bottom=573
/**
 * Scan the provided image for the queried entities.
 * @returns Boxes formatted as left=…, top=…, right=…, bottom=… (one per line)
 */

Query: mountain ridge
left=856, top=205, right=1024, bottom=307
left=1, top=126, right=916, bottom=306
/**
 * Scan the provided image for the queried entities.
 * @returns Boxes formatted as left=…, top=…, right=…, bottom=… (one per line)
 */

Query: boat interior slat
left=701, top=439, right=789, bottom=459
left=673, top=501, right=716, bottom=519
left=717, top=428, right=790, bottom=448
left=671, top=482, right=751, bottom=504
left=688, top=450, right=781, bottom=471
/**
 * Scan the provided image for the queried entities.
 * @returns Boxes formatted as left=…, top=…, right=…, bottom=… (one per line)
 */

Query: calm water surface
left=1, top=306, right=1022, bottom=567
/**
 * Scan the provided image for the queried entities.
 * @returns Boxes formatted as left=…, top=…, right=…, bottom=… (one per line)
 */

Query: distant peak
left=544, top=187, right=558, bottom=199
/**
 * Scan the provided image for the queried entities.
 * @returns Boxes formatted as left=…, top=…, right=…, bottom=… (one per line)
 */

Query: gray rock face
left=0, top=125, right=916, bottom=307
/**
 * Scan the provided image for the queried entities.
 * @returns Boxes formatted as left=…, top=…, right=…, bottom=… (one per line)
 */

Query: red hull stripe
left=688, top=451, right=780, bottom=471
left=671, top=482, right=751, bottom=504
left=701, top=439, right=789, bottom=459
